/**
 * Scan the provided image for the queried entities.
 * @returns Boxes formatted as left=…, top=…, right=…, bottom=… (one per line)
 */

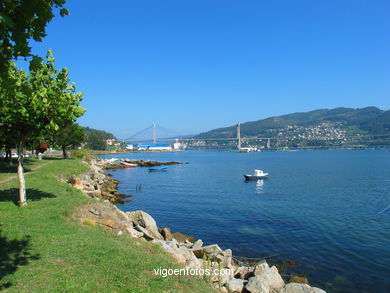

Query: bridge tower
left=237, top=123, right=241, bottom=149
left=153, top=123, right=157, bottom=143
left=267, top=138, right=271, bottom=148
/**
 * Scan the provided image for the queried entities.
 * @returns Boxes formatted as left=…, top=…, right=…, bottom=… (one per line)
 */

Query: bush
left=71, top=148, right=94, bottom=161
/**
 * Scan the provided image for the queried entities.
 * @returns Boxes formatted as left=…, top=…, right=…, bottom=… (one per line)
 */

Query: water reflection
left=256, top=179, right=264, bottom=194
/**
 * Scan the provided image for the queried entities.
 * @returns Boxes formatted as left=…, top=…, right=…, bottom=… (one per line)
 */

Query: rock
left=234, top=266, right=254, bottom=279
left=172, top=232, right=195, bottom=243
left=253, top=260, right=269, bottom=276
left=217, top=249, right=232, bottom=268
left=74, top=202, right=133, bottom=233
left=160, top=227, right=173, bottom=241
left=170, top=248, right=200, bottom=269
left=86, top=190, right=102, bottom=198
left=126, top=227, right=144, bottom=238
left=152, top=239, right=175, bottom=251
left=192, top=239, right=203, bottom=250
left=83, top=185, right=95, bottom=191
left=246, top=263, right=284, bottom=293
left=278, top=283, right=326, bottom=293
left=288, top=276, right=309, bottom=285
left=217, top=273, right=234, bottom=287
left=226, top=278, right=246, bottom=293
left=193, top=244, right=224, bottom=261
left=220, top=286, right=229, bottom=293
left=134, top=224, right=156, bottom=240
left=126, top=210, right=163, bottom=240
left=246, top=276, right=269, bottom=293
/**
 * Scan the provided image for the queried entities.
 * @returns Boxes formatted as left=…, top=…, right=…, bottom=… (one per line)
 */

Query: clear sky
left=29, top=0, right=390, bottom=139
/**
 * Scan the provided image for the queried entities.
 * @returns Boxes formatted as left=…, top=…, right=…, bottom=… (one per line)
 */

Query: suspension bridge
left=122, top=124, right=390, bottom=149
left=122, top=123, right=264, bottom=147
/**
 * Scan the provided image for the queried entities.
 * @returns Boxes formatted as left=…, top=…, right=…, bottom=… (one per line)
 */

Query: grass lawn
left=0, top=158, right=214, bottom=292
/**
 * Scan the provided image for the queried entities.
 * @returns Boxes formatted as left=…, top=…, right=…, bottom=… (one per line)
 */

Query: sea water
left=101, top=150, right=390, bottom=293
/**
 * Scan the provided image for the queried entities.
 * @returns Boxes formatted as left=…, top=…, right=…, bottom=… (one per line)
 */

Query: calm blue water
left=101, top=150, right=390, bottom=293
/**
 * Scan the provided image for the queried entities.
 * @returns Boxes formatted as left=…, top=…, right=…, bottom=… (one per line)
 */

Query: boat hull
left=120, top=162, right=137, bottom=168
left=244, top=174, right=268, bottom=180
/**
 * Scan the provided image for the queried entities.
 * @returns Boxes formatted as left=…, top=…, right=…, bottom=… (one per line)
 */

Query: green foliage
left=52, top=122, right=85, bottom=157
left=0, top=51, right=85, bottom=145
left=0, top=0, right=68, bottom=73
left=84, top=127, right=115, bottom=140
left=84, top=127, right=115, bottom=150
left=195, top=107, right=390, bottom=139
left=71, top=149, right=93, bottom=161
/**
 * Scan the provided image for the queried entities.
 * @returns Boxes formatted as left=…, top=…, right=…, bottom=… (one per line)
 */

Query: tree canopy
left=0, top=50, right=85, bottom=205
left=0, top=0, right=68, bottom=72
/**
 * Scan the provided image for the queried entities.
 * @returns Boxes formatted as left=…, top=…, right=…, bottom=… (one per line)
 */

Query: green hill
left=195, top=107, right=390, bottom=139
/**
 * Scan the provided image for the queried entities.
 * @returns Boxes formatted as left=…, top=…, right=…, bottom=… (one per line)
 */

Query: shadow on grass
left=0, top=225, right=40, bottom=290
left=0, top=188, right=56, bottom=205
left=42, top=157, right=69, bottom=161
left=0, top=160, right=32, bottom=174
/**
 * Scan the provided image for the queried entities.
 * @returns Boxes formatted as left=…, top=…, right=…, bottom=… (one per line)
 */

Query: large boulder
left=126, top=226, right=144, bottom=239
left=193, top=244, right=224, bottom=261
left=192, top=239, right=203, bottom=250
left=159, top=227, right=173, bottom=241
left=278, top=283, right=326, bottom=293
left=74, top=202, right=133, bottom=233
left=170, top=248, right=201, bottom=269
left=246, top=262, right=284, bottom=293
left=226, top=278, right=246, bottom=293
left=288, top=276, right=309, bottom=285
left=234, top=266, right=254, bottom=279
left=172, top=232, right=195, bottom=243
left=126, top=210, right=163, bottom=240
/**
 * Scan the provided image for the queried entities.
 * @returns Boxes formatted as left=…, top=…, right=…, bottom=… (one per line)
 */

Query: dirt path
left=0, top=160, right=54, bottom=185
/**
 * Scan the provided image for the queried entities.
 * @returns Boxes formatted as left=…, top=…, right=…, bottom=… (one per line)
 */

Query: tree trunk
left=62, top=145, right=68, bottom=159
left=6, top=146, right=12, bottom=164
left=17, top=142, right=27, bottom=207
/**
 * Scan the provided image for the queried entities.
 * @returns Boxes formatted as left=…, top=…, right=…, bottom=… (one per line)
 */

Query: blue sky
left=29, top=0, right=390, bottom=138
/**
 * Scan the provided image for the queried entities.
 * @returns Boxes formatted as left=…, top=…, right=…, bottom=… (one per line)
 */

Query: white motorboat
left=244, top=169, right=269, bottom=180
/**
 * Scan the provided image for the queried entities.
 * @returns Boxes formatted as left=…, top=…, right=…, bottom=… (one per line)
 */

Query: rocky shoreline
left=68, top=158, right=326, bottom=293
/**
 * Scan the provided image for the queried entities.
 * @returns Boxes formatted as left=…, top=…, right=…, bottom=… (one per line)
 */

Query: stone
left=73, top=202, right=133, bottom=233
left=193, top=244, right=224, bottom=261
left=226, top=278, right=246, bottom=293
left=172, top=232, right=195, bottom=243
left=253, top=260, right=269, bottom=276
left=234, top=266, right=254, bottom=279
left=170, top=248, right=200, bottom=269
left=245, top=276, right=270, bottom=293
left=218, top=249, right=232, bottom=268
left=126, top=210, right=163, bottom=240
left=278, top=283, right=326, bottom=293
left=288, top=276, right=309, bottom=285
left=152, top=239, right=175, bottom=251
left=245, top=263, right=284, bottom=293
left=192, top=239, right=203, bottom=250
left=126, top=226, right=144, bottom=238
left=86, top=190, right=102, bottom=198
left=160, top=227, right=173, bottom=241
left=83, top=185, right=95, bottom=191
left=134, top=224, right=156, bottom=240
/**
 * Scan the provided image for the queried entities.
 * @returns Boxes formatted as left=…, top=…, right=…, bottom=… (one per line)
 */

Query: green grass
left=0, top=158, right=214, bottom=292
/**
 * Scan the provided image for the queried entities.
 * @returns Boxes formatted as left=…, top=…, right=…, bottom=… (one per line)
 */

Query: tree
left=0, top=0, right=69, bottom=73
left=86, top=132, right=107, bottom=150
left=53, top=122, right=85, bottom=158
left=0, top=50, right=85, bottom=206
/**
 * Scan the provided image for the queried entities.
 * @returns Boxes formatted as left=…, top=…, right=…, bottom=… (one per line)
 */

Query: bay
left=101, top=149, right=390, bottom=293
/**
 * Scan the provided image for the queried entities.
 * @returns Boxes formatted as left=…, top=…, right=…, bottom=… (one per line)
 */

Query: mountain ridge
left=194, top=107, right=390, bottom=139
